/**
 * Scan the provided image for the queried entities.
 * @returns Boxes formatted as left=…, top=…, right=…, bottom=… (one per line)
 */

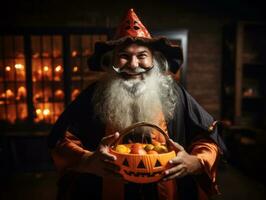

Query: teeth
left=124, top=170, right=162, bottom=177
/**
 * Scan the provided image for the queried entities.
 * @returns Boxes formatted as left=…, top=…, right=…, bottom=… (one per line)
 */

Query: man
left=48, top=9, right=226, bottom=200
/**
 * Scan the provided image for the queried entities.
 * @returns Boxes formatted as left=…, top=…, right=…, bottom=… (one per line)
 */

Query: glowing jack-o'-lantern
left=110, top=122, right=176, bottom=183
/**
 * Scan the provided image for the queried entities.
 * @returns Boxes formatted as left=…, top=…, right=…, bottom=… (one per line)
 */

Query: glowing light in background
left=71, top=89, right=80, bottom=100
left=36, top=109, right=42, bottom=115
left=17, top=86, right=27, bottom=99
left=55, top=89, right=64, bottom=99
left=43, top=109, right=50, bottom=116
left=43, top=66, right=49, bottom=72
left=73, top=66, right=79, bottom=72
left=5, top=66, right=11, bottom=71
left=55, top=65, right=63, bottom=72
left=15, top=64, right=24, bottom=69
left=6, top=89, right=14, bottom=99
left=72, top=50, right=78, bottom=57
left=35, top=108, right=51, bottom=121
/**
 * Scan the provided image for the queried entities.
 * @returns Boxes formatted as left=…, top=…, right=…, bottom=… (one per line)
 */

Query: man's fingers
left=164, top=164, right=183, bottom=177
left=168, top=139, right=184, bottom=152
left=163, top=168, right=186, bottom=181
left=101, top=132, right=120, bottom=146
left=168, top=156, right=182, bottom=165
left=99, top=150, right=117, bottom=161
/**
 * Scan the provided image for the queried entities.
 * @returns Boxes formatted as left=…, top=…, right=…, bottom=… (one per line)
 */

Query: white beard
left=92, top=66, right=177, bottom=132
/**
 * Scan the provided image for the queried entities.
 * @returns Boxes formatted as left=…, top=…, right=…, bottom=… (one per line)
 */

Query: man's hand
left=162, top=139, right=203, bottom=181
left=76, top=132, right=122, bottom=179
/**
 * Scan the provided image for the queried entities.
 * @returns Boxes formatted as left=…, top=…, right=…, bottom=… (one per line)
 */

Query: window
left=0, top=35, right=27, bottom=123
left=0, top=28, right=109, bottom=129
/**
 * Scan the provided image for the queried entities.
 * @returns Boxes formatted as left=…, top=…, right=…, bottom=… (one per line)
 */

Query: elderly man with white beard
left=48, top=9, right=226, bottom=200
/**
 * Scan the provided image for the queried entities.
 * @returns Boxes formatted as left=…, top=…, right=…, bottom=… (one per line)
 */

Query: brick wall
left=184, top=17, right=224, bottom=119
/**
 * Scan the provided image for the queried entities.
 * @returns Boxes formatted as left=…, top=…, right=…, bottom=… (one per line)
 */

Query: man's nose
left=128, top=56, right=139, bottom=69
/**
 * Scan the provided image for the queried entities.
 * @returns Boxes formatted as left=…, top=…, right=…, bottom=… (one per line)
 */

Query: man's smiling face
left=113, top=43, right=154, bottom=80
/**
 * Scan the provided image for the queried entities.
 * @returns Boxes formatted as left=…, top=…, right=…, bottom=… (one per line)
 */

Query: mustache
left=112, top=66, right=153, bottom=75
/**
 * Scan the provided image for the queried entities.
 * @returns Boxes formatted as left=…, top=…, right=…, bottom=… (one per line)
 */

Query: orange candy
left=147, top=150, right=158, bottom=155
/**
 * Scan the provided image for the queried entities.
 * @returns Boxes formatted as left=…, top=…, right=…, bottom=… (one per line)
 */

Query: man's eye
left=119, top=54, right=129, bottom=59
left=138, top=54, right=147, bottom=59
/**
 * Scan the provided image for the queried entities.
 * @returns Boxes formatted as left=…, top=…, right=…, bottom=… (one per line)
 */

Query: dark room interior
left=1, top=0, right=266, bottom=199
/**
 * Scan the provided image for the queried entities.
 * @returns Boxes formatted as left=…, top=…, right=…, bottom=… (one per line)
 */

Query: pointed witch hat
left=88, top=8, right=183, bottom=73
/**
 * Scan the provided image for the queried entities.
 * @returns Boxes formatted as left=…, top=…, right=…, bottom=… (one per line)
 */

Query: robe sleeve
left=47, top=84, right=97, bottom=173
left=189, top=139, right=220, bottom=196
left=51, top=131, right=90, bottom=173
left=176, top=83, right=227, bottom=197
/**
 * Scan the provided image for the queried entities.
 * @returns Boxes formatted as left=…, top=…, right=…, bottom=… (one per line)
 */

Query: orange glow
left=32, top=53, right=40, bottom=58
left=55, top=89, right=64, bottom=99
left=5, top=66, right=11, bottom=71
left=1, top=93, right=6, bottom=98
left=72, top=50, right=78, bottom=57
left=71, top=89, right=80, bottom=100
left=53, top=50, right=61, bottom=58
left=37, top=69, right=42, bottom=75
left=17, top=86, right=27, bottom=98
left=43, top=66, right=49, bottom=72
left=15, top=64, right=24, bottom=70
left=33, top=93, right=43, bottom=102
left=73, top=66, right=79, bottom=72
left=55, top=65, right=62, bottom=72
left=6, top=89, right=14, bottom=98
left=42, top=52, right=50, bottom=57
left=36, top=109, right=42, bottom=115
left=43, top=109, right=50, bottom=116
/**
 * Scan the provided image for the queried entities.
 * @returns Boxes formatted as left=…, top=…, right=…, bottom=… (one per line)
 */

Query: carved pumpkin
left=110, top=148, right=175, bottom=183
left=110, top=122, right=176, bottom=183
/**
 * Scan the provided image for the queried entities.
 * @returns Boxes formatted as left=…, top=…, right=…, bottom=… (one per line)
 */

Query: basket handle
left=111, top=122, right=170, bottom=147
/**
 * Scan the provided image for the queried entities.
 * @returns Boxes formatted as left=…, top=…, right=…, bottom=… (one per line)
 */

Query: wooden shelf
left=222, top=22, right=266, bottom=130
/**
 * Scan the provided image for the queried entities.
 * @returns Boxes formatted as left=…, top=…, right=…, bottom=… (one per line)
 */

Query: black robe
left=48, top=81, right=227, bottom=200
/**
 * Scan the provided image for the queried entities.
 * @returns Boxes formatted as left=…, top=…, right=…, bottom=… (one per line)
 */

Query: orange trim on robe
left=156, top=140, right=219, bottom=200
left=189, top=140, right=220, bottom=198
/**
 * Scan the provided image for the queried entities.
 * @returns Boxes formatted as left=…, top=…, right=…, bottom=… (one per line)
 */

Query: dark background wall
left=3, top=0, right=265, bottom=119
